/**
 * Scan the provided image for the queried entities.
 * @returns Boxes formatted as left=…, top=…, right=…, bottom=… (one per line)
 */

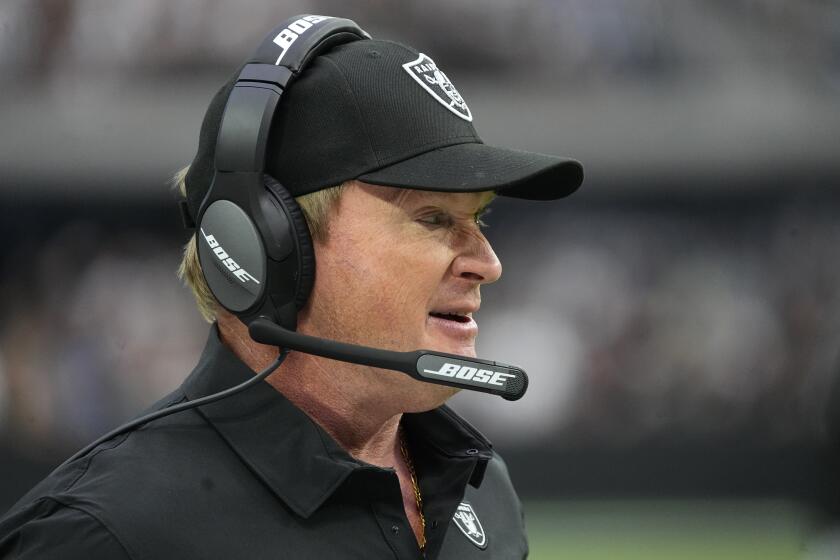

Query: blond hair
left=172, top=166, right=344, bottom=322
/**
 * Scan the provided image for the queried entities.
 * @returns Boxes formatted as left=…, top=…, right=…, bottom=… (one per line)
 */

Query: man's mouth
left=428, top=311, right=472, bottom=324
left=427, top=306, right=479, bottom=342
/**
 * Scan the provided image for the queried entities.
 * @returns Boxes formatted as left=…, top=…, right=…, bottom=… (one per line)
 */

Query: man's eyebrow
left=477, top=193, right=496, bottom=213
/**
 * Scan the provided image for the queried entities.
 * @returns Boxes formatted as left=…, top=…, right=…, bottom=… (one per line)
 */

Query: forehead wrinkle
left=353, top=181, right=496, bottom=221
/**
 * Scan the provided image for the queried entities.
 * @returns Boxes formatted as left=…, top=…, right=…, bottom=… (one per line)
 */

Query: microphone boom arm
left=248, top=318, right=528, bottom=400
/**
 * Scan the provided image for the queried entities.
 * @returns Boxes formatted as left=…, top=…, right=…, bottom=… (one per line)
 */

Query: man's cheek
left=386, top=278, right=430, bottom=313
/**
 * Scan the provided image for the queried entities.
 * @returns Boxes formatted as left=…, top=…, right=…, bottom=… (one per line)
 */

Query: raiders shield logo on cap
left=402, top=53, right=473, bottom=122
left=452, top=501, right=487, bottom=549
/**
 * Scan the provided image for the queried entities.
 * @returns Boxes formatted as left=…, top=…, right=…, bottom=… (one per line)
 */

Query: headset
left=66, top=14, right=527, bottom=465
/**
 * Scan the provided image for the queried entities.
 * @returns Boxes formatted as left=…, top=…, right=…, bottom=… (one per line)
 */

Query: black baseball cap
left=184, top=38, right=583, bottom=219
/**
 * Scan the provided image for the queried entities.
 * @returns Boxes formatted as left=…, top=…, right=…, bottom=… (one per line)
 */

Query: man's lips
left=428, top=311, right=472, bottom=323
left=427, top=306, right=479, bottom=338
left=427, top=302, right=479, bottom=321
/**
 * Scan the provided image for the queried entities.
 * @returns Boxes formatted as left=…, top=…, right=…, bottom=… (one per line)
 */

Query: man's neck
left=269, top=351, right=405, bottom=466
left=217, top=317, right=402, bottom=468
left=217, top=316, right=427, bottom=548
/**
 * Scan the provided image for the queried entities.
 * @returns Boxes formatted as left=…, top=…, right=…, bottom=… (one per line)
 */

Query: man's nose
left=451, top=233, right=503, bottom=285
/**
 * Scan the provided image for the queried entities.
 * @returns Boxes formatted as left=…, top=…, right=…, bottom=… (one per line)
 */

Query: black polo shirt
left=0, top=327, right=528, bottom=559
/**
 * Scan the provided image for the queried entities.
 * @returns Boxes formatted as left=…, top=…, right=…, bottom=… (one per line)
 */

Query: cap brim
left=357, top=142, right=583, bottom=200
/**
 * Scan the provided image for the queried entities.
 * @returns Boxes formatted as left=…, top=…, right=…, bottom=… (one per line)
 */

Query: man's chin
left=422, top=337, right=477, bottom=358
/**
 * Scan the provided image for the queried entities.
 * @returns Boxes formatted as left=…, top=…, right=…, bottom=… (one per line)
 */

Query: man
left=0, top=15, right=582, bottom=559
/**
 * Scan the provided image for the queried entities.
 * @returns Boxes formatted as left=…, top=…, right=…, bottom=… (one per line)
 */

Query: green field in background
left=524, top=499, right=836, bottom=560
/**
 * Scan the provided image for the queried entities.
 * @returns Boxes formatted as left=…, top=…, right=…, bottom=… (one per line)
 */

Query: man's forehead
left=356, top=182, right=495, bottom=209
left=405, top=189, right=495, bottom=208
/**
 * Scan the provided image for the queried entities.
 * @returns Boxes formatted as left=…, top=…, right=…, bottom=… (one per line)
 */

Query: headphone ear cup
left=262, top=174, right=316, bottom=310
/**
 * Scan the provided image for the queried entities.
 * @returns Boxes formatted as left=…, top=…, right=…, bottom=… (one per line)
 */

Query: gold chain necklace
left=399, top=427, right=426, bottom=552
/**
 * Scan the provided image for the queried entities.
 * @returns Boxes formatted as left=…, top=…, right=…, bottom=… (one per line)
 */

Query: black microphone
left=248, top=318, right=528, bottom=400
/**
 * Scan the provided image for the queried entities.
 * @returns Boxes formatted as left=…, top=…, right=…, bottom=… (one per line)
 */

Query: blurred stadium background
left=1, top=1, right=839, bottom=558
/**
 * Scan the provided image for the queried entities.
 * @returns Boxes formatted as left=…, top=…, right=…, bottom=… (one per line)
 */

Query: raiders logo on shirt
left=452, top=501, right=487, bottom=549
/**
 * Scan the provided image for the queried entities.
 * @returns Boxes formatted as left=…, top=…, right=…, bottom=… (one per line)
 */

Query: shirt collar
left=181, top=325, right=493, bottom=518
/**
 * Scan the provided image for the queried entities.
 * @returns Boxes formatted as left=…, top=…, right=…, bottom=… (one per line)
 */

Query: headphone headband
left=202, top=16, right=369, bottom=213
left=194, top=15, right=369, bottom=328
left=251, top=16, right=370, bottom=71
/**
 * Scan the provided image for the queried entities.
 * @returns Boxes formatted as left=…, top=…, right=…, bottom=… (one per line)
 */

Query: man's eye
left=418, top=213, right=451, bottom=227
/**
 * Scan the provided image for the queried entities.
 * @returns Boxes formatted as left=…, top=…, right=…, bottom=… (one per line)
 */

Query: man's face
left=298, top=181, right=502, bottom=408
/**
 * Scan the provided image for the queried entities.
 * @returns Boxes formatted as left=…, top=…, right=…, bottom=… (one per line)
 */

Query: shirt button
left=431, top=520, right=439, bottom=529
left=391, top=524, right=400, bottom=535
left=466, top=448, right=479, bottom=455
